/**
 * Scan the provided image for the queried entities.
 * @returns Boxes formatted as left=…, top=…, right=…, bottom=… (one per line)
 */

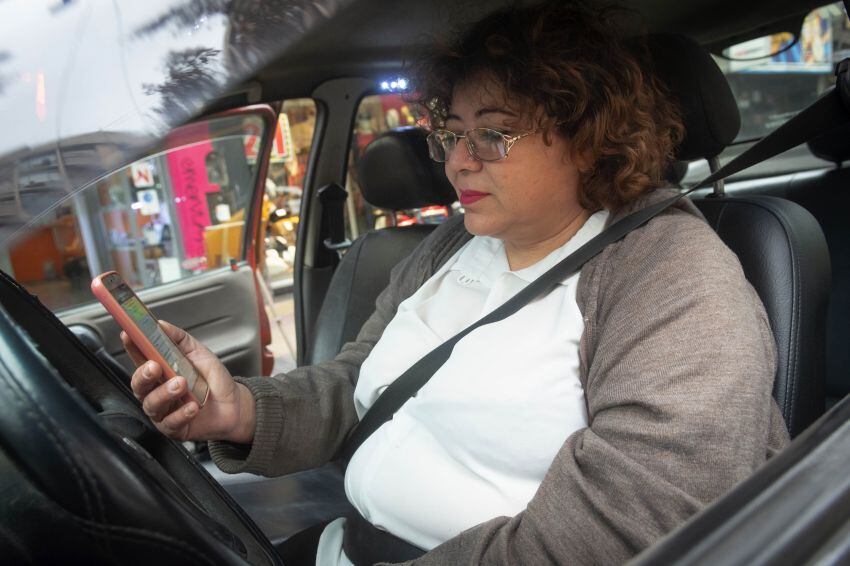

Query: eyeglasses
left=426, top=128, right=538, bottom=162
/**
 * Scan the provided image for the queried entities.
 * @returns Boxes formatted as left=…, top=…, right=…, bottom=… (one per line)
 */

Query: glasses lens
left=427, top=130, right=455, bottom=162
left=467, top=128, right=507, bottom=161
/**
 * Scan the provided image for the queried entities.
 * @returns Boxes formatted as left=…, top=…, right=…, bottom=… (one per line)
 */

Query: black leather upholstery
left=0, top=271, right=281, bottom=565
left=718, top=168, right=850, bottom=408
left=694, top=196, right=830, bottom=436
left=307, top=127, right=456, bottom=364
left=307, top=225, right=435, bottom=365
left=356, top=126, right=456, bottom=210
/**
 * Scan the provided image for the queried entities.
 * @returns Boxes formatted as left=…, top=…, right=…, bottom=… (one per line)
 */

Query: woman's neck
left=503, top=209, right=591, bottom=271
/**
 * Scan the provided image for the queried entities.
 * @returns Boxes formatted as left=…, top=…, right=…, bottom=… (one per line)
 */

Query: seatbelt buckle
left=323, top=237, right=352, bottom=258
left=317, top=182, right=351, bottom=260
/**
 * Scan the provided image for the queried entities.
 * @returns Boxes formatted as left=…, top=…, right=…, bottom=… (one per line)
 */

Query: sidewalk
left=268, top=291, right=297, bottom=374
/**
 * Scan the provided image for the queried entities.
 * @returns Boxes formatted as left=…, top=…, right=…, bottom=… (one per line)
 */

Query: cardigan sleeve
left=389, top=208, right=789, bottom=565
left=208, top=215, right=469, bottom=477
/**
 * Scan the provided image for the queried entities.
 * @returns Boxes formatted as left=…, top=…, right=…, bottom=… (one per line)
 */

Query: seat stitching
left=730, top=198, right=802, bottom=432
left=0, top=375, right=97, bottom=521
left=0, top=365, right=113, bottom=556
left=704, top=197, right=804, bottom=432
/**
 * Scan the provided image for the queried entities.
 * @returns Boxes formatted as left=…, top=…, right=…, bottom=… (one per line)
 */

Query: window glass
left=260, top=99, right=316, bottom=291
left=2, top=112, right=268, bottom=311
left=259, top=99, right=316, bottom=374
left=718, top=2, right=849, bottom=141
left=345, top=93, right=454, bottom=239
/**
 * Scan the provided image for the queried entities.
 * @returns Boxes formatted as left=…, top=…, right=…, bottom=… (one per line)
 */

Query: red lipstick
left=460, top=190, right=489, bottom=206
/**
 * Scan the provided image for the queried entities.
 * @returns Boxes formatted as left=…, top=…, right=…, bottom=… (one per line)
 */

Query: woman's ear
left=572, top=148, right=595, bottom=173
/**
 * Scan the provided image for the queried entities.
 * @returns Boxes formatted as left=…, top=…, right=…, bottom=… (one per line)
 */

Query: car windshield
left=0, top=0, right=335, bottom=244
left=718, top=2, right=849, bottom=142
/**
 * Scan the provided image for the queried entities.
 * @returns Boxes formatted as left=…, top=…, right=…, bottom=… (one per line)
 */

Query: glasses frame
left=427, top=127, right=538, bottom=162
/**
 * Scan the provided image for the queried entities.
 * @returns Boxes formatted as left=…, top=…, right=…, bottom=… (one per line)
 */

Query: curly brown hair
left=408, top=1, right=684, bottom=212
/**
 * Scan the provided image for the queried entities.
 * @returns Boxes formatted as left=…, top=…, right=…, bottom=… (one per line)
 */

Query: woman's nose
left=445, top=138, right=482, bottom=174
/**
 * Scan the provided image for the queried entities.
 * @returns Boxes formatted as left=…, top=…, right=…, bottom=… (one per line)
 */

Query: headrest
left=808, top=122, right=850, bottom=165
left=646, top=33, right=741, bottom=161
left=664, top=160, right=690, bottom=185
left=356, top=127, right=457, bottom=211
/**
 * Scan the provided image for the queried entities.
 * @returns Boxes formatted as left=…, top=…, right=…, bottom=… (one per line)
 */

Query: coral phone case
left=91, top=271, right=209, bottom=407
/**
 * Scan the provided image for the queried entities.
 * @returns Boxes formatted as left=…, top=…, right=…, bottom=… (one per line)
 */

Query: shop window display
left=261, top=99, right=316, bottom=291
left=4, top=113, right=268, bottom=311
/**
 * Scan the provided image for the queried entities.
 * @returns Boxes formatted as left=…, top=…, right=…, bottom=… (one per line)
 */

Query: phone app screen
left=111, top=282, right=203, bottom=394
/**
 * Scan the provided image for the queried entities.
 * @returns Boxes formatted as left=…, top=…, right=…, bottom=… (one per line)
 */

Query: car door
left=6, top=106, right=277, bottom=378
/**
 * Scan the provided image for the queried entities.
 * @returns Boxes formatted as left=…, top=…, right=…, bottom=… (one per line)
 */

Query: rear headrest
left=646, top=33, right=741, bottom=161
left=664, top=160, right=690, bottom=185
left=808, top=122, right=850, bottom=165
left=356, top=127, right=457, bottom=211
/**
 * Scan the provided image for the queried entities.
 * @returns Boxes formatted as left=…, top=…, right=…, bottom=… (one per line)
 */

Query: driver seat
left=306, top=127, right=456, bottom=365
left=648, top=33, right=831, bottom=437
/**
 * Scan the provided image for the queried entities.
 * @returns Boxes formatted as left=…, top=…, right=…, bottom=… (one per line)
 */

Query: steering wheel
left=0, top=271, right=281, bottom=565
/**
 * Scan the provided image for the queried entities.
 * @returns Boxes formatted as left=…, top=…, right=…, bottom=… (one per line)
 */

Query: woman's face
left=444, top=80, right=586, bottom=247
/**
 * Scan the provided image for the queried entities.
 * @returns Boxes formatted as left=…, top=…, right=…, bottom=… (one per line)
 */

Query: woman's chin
left=462, top=213, right=501, bottom=238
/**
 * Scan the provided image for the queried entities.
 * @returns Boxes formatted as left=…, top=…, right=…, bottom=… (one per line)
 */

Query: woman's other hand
left=122, top=320, right=256, bottom=444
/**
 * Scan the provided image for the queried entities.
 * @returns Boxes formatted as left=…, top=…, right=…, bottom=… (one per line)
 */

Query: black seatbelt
left=317, top=183, right=353, bottom=261
left=339, top=85, right=850, bottom=470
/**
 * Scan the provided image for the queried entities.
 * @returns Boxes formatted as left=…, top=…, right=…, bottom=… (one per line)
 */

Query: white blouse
left=316, top=210, right=610, bottom=564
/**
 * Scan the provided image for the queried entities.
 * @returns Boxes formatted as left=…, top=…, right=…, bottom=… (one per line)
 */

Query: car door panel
left=60, top=264, right=262, bottom=378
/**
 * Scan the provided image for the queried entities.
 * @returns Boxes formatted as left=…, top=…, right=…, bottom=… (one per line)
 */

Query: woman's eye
left=480, top=129, right=506, bottom=141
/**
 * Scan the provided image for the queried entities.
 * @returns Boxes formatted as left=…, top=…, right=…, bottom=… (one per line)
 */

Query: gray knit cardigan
left=210, top=188, right=789, bottom=565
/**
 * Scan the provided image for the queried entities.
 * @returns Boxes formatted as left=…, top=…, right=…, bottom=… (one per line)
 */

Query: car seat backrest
left=721, top=123, right=850, bottom=409
left=649, top=33, right=831, bottom=435
left=306, top=128, right=456, bottom=365
left=694, top=196, right=830, bottom=435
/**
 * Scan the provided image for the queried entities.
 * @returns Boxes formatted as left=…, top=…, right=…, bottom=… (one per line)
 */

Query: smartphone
left=91, top=271, right=209, bottom=406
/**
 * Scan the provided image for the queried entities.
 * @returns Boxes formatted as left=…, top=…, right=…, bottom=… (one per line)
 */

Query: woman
left=126, top=2, right=789, bottom=564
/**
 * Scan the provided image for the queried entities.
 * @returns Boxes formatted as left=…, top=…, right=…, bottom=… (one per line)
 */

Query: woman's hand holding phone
left=122, top=320, right=256, bottom=444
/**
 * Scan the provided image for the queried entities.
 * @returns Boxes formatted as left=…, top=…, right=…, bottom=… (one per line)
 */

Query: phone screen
left=110, top=282, right=207, bottom=400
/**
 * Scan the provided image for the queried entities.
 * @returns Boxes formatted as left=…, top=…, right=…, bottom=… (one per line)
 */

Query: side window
left=260, top=99, right=316, bottom=291
left=345, top=93, right=454, bottom=240
left=716, top=1, right=847, bottom=141
left=5, top=112, right=269, bottom=311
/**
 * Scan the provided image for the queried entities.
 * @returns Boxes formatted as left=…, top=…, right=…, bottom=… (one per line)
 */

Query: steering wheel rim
left=0, top=270, right=281, bottom=565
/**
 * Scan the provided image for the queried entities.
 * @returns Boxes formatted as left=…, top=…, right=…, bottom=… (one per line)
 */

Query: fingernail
left=143, top=362, right=154, bottom=378
left=167, top=378, right=181, bottom=393
left=184, top=404, right=197, bottom=417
